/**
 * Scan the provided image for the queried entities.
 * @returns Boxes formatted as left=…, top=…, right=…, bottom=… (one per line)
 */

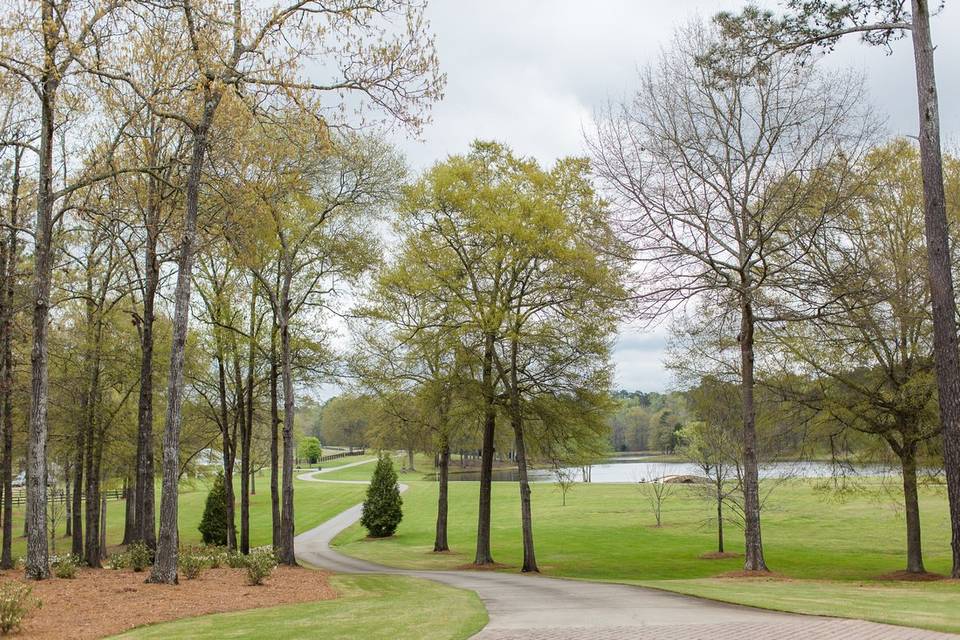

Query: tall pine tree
left=199, top=472, right=236, bottom=547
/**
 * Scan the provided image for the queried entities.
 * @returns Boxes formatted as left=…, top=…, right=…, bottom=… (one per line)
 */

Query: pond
left=425, top=454, right=898, bottom=483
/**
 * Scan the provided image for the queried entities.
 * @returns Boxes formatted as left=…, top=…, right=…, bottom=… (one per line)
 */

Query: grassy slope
left=111, top=574, right=487, bottom=640
left=331, top=474, right=960, bottom=633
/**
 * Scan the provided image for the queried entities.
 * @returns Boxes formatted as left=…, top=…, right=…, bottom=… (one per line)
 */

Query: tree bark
left=433, top=431, right=450, bottom=553
left=70, top=432, right=83, bottom=557
left=133, top=184, right=160, bottom=550
left=215, top=343, right=237, bottom=551
left=25, top=0, right=59, bottom=579
left=910, top=0, right=960, bottom=579
left=240, top=281, right=256, bottom=554
left=277, top=288, right=297, bottom=566
left=149, top=98, right=219, bottom=584
left=509, top=337, right=537, bottom=573
left=0, top=147, right=20, bottom=570
left=716, top=476, right=724, bottom=554
left=900, top=442, right=925, bottom=573
left=122, top=476, right=135, bottom=545
left=474, top=331, right=497, bottom=566
left=270, top=322, right=281, bottom=550
left=739, top=298, right=767, bottom=572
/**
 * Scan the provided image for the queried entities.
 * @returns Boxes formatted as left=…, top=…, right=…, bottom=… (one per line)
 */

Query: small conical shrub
left=360, top=455, right=403, bottom=538
left=199, top=471, right=236, bottom=546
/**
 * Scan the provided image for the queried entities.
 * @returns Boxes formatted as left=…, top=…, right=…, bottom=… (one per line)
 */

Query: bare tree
left=718, top=0, right=960, bottom=581
left=590, top=21, right=872, bottom=571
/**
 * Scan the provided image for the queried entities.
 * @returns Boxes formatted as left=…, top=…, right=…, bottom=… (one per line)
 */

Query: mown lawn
left=111, top=574, right=487, bottom=640
left=331, top=473, right=960, bottom=633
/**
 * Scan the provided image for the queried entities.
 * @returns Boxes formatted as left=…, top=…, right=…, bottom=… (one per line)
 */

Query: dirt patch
left=716, top=569, right=789, bottom=580
left=875, top=570, right=947, bottom=582
left=6, top=565, right=335, bottom=639
left=699, top=551, right=743, bottom=560
left=454, top=562, right=514, bottom=571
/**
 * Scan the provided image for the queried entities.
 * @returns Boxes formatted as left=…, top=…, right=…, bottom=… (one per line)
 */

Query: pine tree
left=199, top=472, right=236, bottom=546
left=360, top=456, right=403, bottom=538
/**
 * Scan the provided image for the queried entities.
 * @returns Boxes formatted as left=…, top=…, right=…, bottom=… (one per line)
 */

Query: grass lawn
left=111, top=574, right=487, bottom=640
left=331, top=473, right=960, bottom=633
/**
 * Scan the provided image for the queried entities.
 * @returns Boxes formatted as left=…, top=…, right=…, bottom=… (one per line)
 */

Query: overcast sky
left=369, top=1, right=960, bottom=396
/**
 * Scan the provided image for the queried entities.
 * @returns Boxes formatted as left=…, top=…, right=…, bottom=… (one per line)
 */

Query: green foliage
left=179, top=547, right=208, bottom=580
left=198, top=472, right=236, bottom=546
left=360, top=456, right=403, bottom=538
left=225, top=550, right=248, bottom=569
left=50, top=554, right=78, bottom=579
left=299, top=437, right=322, bottom=464
left=0, top=581, right=37, bottom=634
left=127, top=541, right=152, bottom=572
left=244, top=547, right=277, bottom=586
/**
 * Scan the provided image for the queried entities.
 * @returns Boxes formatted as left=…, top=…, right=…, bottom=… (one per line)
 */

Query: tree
left=86, top=0, right=444, bottom=584
left=590, top=21, right=872, bottom=571
left=299, top=437, right=322, bottom=465
left=774, top=139, right=959, bottom=573
left=360, top=456, right=403, bottom=538
left=717, top=0, right=960, bottom=579
left=199, top=472, right=236, bottom=546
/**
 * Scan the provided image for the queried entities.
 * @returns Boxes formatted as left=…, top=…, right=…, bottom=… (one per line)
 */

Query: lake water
left=426, top=454, right=897, bottom=483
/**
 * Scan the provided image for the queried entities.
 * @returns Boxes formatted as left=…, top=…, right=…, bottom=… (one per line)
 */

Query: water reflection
left=424, top=455, right=897, bottom=483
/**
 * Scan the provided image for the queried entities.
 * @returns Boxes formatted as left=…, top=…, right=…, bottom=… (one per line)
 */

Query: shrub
left=50, top=555, right=78, bottom=579
left=198, top=472, right=236, bottom=546
left=203, top=545, right=227, bottom=569
left=127, top=541, right=152, bottom=572
left=106, top=551, right=127, bottom=570
left=225, top=550, right=247, bottom=569
left=244, top=548, right=276, bottom=586
left=360, top=455, right=403, bottom=538
left=0, top=581, right=38, bottom=634
left=179, top=548, right=207, bottom=580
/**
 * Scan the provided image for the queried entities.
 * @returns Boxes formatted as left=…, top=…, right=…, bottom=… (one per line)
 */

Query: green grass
left=110, top=574, right=487, bottom=640
left=332, top=476, right=960, bottom=632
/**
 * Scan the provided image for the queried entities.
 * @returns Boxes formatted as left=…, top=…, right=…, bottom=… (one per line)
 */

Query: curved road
left=295, top=465, right=955, bottom=640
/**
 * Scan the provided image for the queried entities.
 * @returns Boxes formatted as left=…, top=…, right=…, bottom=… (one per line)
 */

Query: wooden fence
left=318, top=449, right=366, bottom=463
left=6, top=488, right=124, bottom=507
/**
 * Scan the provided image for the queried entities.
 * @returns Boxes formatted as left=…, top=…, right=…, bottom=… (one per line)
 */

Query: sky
left=357, top=0, right=960, bottom=396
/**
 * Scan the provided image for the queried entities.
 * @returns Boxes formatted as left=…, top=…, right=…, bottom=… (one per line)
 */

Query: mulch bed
left=716, top=569, right=790, bottom=580
left=874, top=570, right=947, bottom=582
left=5, top=565, right=336, bottom=639
left=699, top=551, right=743, bottom=560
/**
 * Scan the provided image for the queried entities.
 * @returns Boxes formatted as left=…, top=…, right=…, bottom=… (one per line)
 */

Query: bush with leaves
left=0, top=582, right=38, bottom=634
left=244, top=547, right=276, bottom=586
left=360, top=455, right=403, bottom=538
left=127, top=541, right=152, bottom=572
left=199, top=472, right=236, bottom=546
left=50, top=555, right=78, bottom=579
left=225, top=550, right=247, bottom=569
left=179, top=547, right=207, bottom=580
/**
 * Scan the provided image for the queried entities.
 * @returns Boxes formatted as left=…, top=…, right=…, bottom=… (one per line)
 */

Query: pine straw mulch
left=874, top=570, right=947, bottom=582
left=699, top=551, right=743, bottom=560
left=7, top=565, right=336, bottom=639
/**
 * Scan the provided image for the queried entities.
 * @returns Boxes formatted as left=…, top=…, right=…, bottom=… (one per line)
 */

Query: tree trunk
left=739, top=299, right=767, bottom=572
left=149, top=98, right=219, bottom=585
left=474, top=331, right=497, bottom=566
left=99, top=487, right=107, bottom=561
left=64, top=474, right=71, bottom=538
left=215, top=346, right=237, bottom=551
left=70, top=432, right=83, bottom=557
left=911, top=0, right=960, bottom=579
left=25, top=1, right=59, bottom=579
left=83, top=434, right=102, bottom=567
left=900, top=442, right=925, bottom=573
left=716, top=476, right=724, bottom=554
left=133, top=190, right=159, bottom=550
left=0, top=149, right=20, bottom=570
left=433, top=433, right=450, bottom=553
left=277, top=292, right=297, bottom=566
left=122, top=476, right=135, bottom=545
left=240, top=281, right=256, bottom=554
left=270, top=322, right=281, bottom=550
left=509, top=337, right=537, bottom=573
